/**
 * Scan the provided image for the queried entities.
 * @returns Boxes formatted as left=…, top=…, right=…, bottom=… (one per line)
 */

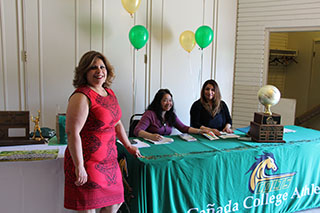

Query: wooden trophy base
left=249, top=112, right=285, bottom=143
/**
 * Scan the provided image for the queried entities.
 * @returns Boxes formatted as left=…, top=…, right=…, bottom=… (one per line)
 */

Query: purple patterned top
left=133, top=110, right=190, bottom=136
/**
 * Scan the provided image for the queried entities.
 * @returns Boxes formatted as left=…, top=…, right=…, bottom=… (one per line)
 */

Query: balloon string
left=200, top=49, right=203, bottom=95
left=198, top=69, right=201, bottom=100
left=189, top=53, right=192, bottom=76
left=202, top=0, right=205, bottom=25
left=188, top=54, right=193, bottom=98
left=132, top=49, right=136, bottom=114
left=189, top=54, right=196, bottom=100
left=134, top=76, right=137, bottom=114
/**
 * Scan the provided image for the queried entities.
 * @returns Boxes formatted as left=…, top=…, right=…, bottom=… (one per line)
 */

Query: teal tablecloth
left=118, top=126, right=320, bottom=213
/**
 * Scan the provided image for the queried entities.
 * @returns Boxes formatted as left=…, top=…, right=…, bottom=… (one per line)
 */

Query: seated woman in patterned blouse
left=134, top=89, right=206, bottom=141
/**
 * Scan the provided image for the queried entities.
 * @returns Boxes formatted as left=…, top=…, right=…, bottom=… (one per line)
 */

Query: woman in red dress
left=64, top=51, right=142, bottom=213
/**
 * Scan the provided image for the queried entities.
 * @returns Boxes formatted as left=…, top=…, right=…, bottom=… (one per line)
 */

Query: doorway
left=268, top=31, right=320, bottom=130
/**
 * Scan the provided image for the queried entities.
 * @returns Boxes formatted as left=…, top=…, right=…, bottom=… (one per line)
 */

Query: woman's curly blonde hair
left=73, top=51, right=115, bottom=88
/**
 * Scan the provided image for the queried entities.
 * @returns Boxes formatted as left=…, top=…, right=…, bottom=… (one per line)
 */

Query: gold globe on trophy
left=257, top=85, right=281, bottom=115
left=250, top=85, right=284, bottom=143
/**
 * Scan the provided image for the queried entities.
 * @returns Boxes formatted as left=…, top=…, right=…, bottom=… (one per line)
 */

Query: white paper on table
left=219, top=133, right=240, bottom=139
left=117, top=139, right=150, bottom=148
left=144, top=137, right=174, bottom=145
left=284, top=128, right=296, bottom=133
left=131, top=139, right=151, bottom=148
left=219, top=131, right=240, bottom=138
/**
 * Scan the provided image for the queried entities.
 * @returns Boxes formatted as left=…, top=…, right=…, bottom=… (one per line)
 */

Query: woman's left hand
left=127, top=145, right=143, bottom=158
left=223, top=124, right=233, bottom=133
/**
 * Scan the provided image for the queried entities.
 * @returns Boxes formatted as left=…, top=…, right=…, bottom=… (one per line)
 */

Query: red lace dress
left=64, top=86, right=124, bottom=210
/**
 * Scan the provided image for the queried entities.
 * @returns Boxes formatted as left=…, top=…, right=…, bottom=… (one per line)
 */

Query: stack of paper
left=131, top=139, right=150, bottom=148
left=118, top=139, right=150, bottom=148
left=202, top=132, right=219, bottom=140
left=179, top=133, right=197, bottom=141
left=219, top=133, right=240, bottom=139
left=145, top=137, right=174, bottom=145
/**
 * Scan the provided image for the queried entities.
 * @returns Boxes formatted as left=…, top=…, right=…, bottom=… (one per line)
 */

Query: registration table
left=119, top=125, right=320, bottom=213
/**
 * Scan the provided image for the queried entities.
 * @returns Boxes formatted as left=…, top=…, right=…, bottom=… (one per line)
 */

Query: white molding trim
left=38, top=0, right=44, bottom=124
left=0, top=0, right=8, bottom=110
left=75, top=0, right=79, bottom=67
left=212, top=0, right=218, bottom=80
left=265, top=26, right=320, bottom=32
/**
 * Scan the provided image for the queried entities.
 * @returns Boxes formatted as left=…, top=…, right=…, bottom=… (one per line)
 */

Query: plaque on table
left=249, top=85, right=285, bottom=143
left=0, top=111, right=46, bottom=146
left=250, top=112, right=284, bottom=143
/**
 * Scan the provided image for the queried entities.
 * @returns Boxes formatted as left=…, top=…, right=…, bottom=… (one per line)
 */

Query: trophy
left=249, top=85, right=284, bottom=143
left=31, top=110, right=45, bottom=141
left=257, top=85, right=281, bottom=115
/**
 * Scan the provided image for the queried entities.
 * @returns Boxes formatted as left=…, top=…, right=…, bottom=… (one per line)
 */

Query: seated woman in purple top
left=134, top=89, right=206, bottom=141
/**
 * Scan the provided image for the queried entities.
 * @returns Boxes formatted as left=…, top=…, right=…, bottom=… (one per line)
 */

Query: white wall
left=233, top=0, right=320, bottom=128
left=0, top=0, right=237, bottom=132
left=215, top=0, right=237, bottom=114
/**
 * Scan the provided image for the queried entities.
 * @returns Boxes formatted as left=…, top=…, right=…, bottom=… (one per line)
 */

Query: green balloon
left=195, top=25, right=213, bottom=49
left=129, top=25, right=149, bottom=50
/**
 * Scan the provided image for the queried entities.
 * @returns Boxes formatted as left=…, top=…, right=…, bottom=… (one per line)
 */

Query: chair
left=272, top=98, right=296, bottom=125
left=128, top=114, right=143, bottom=137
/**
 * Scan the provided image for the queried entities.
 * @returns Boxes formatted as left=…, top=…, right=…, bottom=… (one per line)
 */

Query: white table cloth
left=0, top=144, right=74, bottom=213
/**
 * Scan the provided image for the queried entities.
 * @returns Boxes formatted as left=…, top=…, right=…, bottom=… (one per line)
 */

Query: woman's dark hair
left=147, top=89, right=176, bottom=126
left=73, top=51, right=115, bottom=88
left=200, top=79, right=222, bottom=117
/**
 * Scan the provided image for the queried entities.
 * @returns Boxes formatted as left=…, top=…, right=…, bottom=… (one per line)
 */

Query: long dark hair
left=200, top=79, right=222, bottom=117
left=147, top=89, right=176, bottom=126
left=73, top=51, right=115, bottom=88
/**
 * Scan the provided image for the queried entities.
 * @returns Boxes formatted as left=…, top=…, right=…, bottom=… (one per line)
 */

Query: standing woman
left=190, top=79, right=233, bottom=135
left=134, top=89, right=205, bottom=141
left=64, top=51, right=141, bottom=213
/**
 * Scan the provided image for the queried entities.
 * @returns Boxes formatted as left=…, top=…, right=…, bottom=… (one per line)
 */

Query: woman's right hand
left=199, top=128, right=210, bottom=134
left=211, top=128, right=221, bottom=136
left=126, top=145, right=143, bottom=158
left=74, top=165, right=88, bottom=186
left=150, top=134, right=163, bottom=141
left=200, top=126, right=221, bottom=136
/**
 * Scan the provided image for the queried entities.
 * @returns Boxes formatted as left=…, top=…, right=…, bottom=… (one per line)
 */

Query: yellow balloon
left=121, top=0, right=141, bottom=16
left=179, top=30, right=196, bottom=53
